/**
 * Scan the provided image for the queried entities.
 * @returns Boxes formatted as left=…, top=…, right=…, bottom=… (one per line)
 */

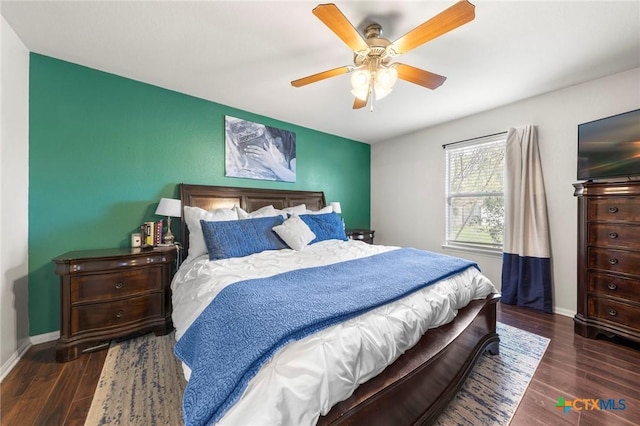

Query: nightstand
left=346, top=229, right=375, bottom=244
left=53, top=246, right=176, bottom=362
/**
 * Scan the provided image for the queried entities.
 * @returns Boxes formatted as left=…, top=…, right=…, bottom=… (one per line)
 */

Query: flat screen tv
left=577, top=109, right=640, bottom=181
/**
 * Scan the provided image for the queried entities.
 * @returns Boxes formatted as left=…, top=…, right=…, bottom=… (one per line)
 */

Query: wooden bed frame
left=179, top=183, right=500, bottom=425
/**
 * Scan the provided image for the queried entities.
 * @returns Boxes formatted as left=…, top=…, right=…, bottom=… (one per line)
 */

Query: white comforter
left=172, top=240, right=496, bottom=425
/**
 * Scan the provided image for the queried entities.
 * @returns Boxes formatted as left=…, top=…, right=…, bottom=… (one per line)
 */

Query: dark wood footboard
left=319, top=293, right=501, bottom=426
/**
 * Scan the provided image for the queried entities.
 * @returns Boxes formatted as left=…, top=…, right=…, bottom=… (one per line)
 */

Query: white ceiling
left=2, top=1, right=639, bottom=144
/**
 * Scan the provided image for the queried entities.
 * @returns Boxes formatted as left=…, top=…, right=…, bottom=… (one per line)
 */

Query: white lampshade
left=330, top=202, right=342, bottom=214
left=155, top=198, right=182, bottom=218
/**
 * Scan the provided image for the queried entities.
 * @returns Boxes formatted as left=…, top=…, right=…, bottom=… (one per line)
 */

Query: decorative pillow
left=183, top=206, right=238, bottom=264
left=272, top=216, right=316, bottom=251
left=305, top=205, right=333, bottom=215
left=200, top=216, right=288, bottom=260
left=299, top=212, right=347, bottom=244
left=234, top=205, right=280, bottom=219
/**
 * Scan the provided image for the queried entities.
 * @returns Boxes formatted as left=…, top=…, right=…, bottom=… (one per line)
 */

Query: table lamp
left=155, top=198, right=182, bottom=245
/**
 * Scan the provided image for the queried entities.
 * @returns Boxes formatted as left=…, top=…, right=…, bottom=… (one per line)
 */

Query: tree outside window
left=445, top=136, right=505, bottom=251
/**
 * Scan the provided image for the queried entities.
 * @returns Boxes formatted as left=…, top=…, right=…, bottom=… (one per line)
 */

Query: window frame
left=442, top=133, right=506, bottom=255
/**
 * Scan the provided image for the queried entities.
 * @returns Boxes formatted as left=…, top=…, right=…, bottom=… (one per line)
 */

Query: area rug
left=85, top=331, right=186, bottom=425
left=85, top=322, right=549, bottom=425
left=435, top=322, right=550, bottom=425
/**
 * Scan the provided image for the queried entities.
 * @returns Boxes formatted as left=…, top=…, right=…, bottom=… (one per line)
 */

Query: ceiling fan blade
left=353, top=95, right=368, bottom=109
left=313, top=3, right=369, bottom=52
left=389, top=0, right=475, bottom=55
left=395, top=63, right=447, bottom=89
left=291, top=66, right=352, bottom=87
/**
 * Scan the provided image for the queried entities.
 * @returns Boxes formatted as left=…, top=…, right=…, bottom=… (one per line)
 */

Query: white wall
left=1, top=16, right=30, bottom=380
left=372, top=68, right=640, bottom=317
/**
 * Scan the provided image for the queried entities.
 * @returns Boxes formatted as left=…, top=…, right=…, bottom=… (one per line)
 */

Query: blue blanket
left=175, top=248, right=478, bottom=426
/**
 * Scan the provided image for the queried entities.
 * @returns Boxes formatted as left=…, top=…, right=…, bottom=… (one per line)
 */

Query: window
left=444, top=134, right=506, bottom=252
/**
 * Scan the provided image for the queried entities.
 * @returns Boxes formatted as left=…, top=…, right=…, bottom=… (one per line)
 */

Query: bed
left=173, top=183, right=500, bottom=426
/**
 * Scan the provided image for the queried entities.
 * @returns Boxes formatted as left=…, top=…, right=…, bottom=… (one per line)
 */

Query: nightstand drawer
left=589, top=272, right=640, bottom=303
left=588, top=247, right=640, bottom=276
left=70, top=293, right=163, bottom=334
left=588, top=296, right=640, bottom=330
left=70, top=267, right=162, bottom=304
left=588, top=223, right=640, bottom=250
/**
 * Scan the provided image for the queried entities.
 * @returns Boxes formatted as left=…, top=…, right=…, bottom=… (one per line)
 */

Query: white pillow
left=284, top=204, right=307, bottom=215
left=306, top=205, right=333, bottom=215
left=272, top=216, right=316, bottom=251
left=274, top=204, right=307, bottom=219
left=183, top=205, right=238, bottom=264
left=234, top=205, right=280, bottom=219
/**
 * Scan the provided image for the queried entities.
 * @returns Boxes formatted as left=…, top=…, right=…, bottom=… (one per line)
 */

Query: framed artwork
left=225, top=116, right=297, bottom=182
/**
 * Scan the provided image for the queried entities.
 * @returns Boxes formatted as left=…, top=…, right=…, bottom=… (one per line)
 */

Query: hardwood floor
left=500, top=304, right=640, bottom=426
left=1, top=303, right=639, bottom=425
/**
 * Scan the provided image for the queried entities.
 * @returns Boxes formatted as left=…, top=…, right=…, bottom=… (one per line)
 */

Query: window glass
left=445, top=135, right=505, bottom=251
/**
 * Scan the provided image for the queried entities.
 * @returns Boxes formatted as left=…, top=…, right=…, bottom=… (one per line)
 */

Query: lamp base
left=163, top=231, right=175, bottom=245
left=163, top=216, right=176, bottom=245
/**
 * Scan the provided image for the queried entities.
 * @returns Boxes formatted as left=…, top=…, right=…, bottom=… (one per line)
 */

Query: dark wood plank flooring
left=1, top=303, right=639, bottom=425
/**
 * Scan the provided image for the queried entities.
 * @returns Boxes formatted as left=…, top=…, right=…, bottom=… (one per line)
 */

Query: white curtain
left=501, top=125, right=553, bottom=312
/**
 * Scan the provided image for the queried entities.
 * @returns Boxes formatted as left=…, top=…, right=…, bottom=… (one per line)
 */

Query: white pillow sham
left=234, top=205, right=280, bottom=219
left=283, top=204, right=307, bottom=215
left=183, top=205, right=238, bottom=264
left=272, top=215, right=316, bottom=251
left=306, top=205, right=333, bottom=215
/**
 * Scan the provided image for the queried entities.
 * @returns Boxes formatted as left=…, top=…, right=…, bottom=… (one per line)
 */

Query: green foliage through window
left=445, top=136, right=505, bottom=250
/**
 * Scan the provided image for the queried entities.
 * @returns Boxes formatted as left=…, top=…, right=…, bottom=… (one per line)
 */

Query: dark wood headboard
left=179, top=184, right=326, bottom=256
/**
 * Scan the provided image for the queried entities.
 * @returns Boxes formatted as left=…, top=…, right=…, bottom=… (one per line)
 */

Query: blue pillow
left=299, top=212, right=347, bottom=244
left=200, top=216, right=287, bottom=260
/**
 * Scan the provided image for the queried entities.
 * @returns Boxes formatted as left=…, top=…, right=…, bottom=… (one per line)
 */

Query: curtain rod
left=441, top=131, right=508, bottom=149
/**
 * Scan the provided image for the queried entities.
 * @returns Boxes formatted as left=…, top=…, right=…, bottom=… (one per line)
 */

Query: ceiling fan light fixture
left=350, top=68, right=371, bottom=100
left=373, top=66, right=398, bottom=100
left=351, top=87, right=369, bottom=101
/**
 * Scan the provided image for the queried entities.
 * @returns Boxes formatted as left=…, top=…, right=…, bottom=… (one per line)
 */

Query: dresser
left=574, top=181, right=640, bottom=344
left=346, top=229, right=375, bottom=244
left=53, top=246, right=176, bottom=362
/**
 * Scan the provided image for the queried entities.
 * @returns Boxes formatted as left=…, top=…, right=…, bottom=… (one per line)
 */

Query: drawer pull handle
left=608, top=232, right=619, bottom=239
left=116, top=310, right=124, bottom=318
left=115, top=282, right=124, bottom=289
left=607, top=283, right=618, bottom=290
left=608, top=258, right=618, bottom=265
left=608, top=207, right=619, bottom=213
left=607, top=309, right=617, bottom=317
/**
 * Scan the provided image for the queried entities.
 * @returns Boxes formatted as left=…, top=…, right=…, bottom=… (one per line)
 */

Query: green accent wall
left=29, top=54, right=370, bottom=336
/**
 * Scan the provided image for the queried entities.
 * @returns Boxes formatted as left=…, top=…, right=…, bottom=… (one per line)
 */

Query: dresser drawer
left=588, top=223, right=640, bottom=250
left=588, top=296, right=640, bottom=330
left=589, top=272, right=640, bottom=303
left=588, top=197, right=640, bottom=222
left=70, top=293, right=163, bottom=334
left=70, top=267, right=161, bottom=304
left=588, top=247, right=640, bottom=276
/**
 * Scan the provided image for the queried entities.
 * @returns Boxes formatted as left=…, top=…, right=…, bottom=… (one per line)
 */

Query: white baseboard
left=553, top=307, right=576, bottom=318
left=0, top=330, right=60, bottom=383
left=0, top=338, right=30, bottom=382
left=30, top=330, right=60, bottom=345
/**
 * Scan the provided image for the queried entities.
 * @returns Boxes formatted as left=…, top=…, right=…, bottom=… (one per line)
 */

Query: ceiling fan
left=291, top=1, right=475, bottom=109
